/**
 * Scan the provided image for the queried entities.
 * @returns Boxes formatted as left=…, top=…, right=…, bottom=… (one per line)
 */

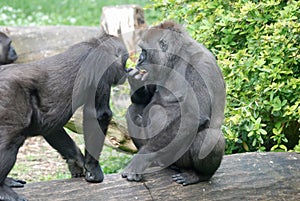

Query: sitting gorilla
left=123, top=21, right=226, bottom=186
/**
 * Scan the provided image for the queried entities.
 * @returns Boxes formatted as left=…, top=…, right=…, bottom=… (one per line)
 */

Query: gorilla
left=0, top=33, right=128, bottom=201
left=0, top=32, right=18, bottom=65
left=123, top=21, right=226, bottom=186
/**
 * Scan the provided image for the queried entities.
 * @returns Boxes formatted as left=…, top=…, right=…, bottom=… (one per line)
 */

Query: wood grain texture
left=16, top=152, right=300, bottom=201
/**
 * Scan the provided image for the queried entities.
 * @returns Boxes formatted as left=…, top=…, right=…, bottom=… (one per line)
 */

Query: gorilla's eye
left=159, top=39, right=168, bottom=52
left=115, top=48, right=122, bottom=57
left=138, top=49, right=147, bottom=65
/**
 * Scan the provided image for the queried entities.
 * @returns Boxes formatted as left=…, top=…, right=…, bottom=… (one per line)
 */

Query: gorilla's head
left=134, top=21, right=190, bottom=84
left=0, top=32, right=18, bottom=65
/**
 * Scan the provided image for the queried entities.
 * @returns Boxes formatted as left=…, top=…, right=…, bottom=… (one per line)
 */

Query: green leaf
left=279, top=145, right=287, bottom=151
left=271, top=145, right=278, bottom=151
left=259, top=129, right=267, bottom=135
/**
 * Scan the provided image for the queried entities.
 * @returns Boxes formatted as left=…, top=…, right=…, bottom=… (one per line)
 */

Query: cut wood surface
left=100, top=4, right=147, bottom=53
left=16, top=152, right=300, bottom=201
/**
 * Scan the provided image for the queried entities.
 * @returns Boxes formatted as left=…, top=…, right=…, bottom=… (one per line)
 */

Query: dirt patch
left=9, top=134, right=84, bottom=182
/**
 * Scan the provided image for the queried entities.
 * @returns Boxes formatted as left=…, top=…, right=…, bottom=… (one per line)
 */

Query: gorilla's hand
left=127, top=68, right=156, bottom=105
left=128, top=68, right=141, bottom=79
left=127, top=68, right=145, bottom=89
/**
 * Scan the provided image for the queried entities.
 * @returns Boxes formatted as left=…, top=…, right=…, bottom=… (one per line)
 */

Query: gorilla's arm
left=83, top=82, right=112, bottom=183
left=130, top=84, right=156, bottom=105
left=123, top=84, right=210, bottom=181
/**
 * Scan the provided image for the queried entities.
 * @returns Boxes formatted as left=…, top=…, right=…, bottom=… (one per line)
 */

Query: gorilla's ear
left=159, top=39, right=168, bottom=52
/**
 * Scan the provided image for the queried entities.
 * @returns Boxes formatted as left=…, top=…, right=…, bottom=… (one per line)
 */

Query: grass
left=0, top=0, right=157, bottom=26
left=10, top=132, right=133, bottom=182
left=3, top=0, right=159, bottom=182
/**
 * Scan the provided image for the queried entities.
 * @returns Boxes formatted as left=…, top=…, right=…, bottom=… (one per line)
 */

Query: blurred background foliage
left=1, top=0, right=299, bottom=179
left=0, top=0, right=157, bottom=26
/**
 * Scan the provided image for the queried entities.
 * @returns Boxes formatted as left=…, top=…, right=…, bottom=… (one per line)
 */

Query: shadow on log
left=16, top=152, right=300, bottom=201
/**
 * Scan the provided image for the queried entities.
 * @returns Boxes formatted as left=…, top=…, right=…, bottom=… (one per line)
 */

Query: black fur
left=0, top=32, right=17, bottom=65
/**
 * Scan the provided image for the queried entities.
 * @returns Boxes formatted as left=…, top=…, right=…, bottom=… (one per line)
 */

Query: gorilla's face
left=134, top=27, right=185, bottom=85
left=136, top=48, right=165, bottom=83
left=0, top=32, right=18, bottom=65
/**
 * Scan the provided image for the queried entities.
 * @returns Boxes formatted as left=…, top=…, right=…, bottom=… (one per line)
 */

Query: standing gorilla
left=0, top=33, right=128, bottom=201
left=0, top=32, right=18, bottom=65
left=123, top=21, right=226, bottom=185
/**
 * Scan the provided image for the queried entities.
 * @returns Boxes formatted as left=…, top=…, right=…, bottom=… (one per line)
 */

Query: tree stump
left=100, top=4, right=147, bottom=53
left=15, top=152, right=300, bottom=201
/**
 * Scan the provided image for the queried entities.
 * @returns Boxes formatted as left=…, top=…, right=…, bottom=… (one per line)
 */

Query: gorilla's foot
left=84, top=163, right=104, bottom=183
left=172, top=171, right=211, bottom=186
left=4, top=178, right=26, bottom=188
left=121, top=172, right=143, bottom=182
left=67, top=159, right=84, bottom=178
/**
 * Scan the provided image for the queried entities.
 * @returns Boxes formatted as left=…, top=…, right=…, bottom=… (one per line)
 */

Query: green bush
left=151, top=0, right=300, bottom=153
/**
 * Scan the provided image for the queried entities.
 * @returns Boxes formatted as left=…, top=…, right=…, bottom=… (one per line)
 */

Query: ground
left=9, top=135, right=78, bottom=182
left=9, top=129, right=133, bottom=183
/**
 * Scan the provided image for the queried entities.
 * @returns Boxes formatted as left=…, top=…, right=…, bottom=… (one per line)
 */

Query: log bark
left=0, top=26, right=99, bottom=63
left=15, top=152, right=300, bottom=201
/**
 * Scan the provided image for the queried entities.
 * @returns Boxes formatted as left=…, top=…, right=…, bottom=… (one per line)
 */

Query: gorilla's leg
left=44, top=128, right=84, bottom=178
left=83, top=100, right=112, bottom=183
left=126, top=104, right=148, bottom=149
left=173, top=129, right=225, bottom=186
left=0, top=134, right=26, bottom=201
left=122, top=102, right=181, bottom=182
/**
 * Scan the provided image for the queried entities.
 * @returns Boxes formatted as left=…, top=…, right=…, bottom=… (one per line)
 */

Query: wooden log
left=15, top=152, right=300, bottom=201
left=0, top=26, right=99, bottom=63
left=66, top=106, right=137, bottom=153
